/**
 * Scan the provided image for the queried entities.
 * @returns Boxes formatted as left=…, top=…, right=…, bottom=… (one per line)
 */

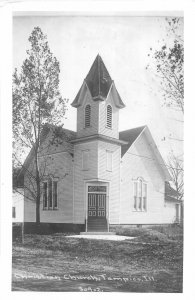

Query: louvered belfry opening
left=85, top=104, right=91, bottom=127
left=107, top=105, right=112, bottom=128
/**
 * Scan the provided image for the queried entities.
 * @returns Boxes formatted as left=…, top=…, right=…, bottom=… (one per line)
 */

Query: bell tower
left=71, top=55, right=125, bottom=139
left=71, top=55, right=127, bottom=229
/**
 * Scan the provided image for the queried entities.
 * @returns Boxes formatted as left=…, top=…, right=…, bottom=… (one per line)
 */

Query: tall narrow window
left=53, top=181, right=58, bottom=209
left=48, top=179, right=53, bottom=209
left=134, top=182, right=138, bottom=210
left=43, top=182, right=48, bottom=209
left=106, top=151, right=113, bottom=171
left=85, top=104, right=91, bottom=127
left=133, top=178, right=147, bottom=211
left=82, top=150, right=89, bottom=170
left=106, top=105, right=112, bottom=128
left=143, top=183, right=147, bottom=211
left=138, top=179, right=142, bottom=210
left=43, top=179, right=58, bottom=210
left=12, top=207, right=16, bottom=218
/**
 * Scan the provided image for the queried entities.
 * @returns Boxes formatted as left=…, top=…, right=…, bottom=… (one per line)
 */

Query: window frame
left=106, top=150, right=113, bottom=172
left=106, top=104, right=112, bottom=129
left=42, top=178, right=58, bottom=210
left=84, top=104, right=91, bottom=128
left=43, top=181, right=48, bottom=210
left=82, top=150, right=90, bottom=171
left=12, top=206, right=16, bottom=218
left=133, top=177, right=147, bottom=212
left=53, top=180, right=58, bottom=209
left=48, top=178, right=53, bottom=209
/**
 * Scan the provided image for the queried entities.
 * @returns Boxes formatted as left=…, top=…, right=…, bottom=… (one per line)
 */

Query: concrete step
left=80, top=232, right=116, bottom=235
left=87, top=224, right=107, bottom=227
left=88, top=220, right=107, bottom=223
left=88, top=224, right=107, bottom=227
left=88, top=218, right=107, bottom=222
left=88, top=226, right=107, bottom=229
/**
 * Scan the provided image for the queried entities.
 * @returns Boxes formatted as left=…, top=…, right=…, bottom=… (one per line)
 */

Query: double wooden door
left=88, top=193, right=106, bottom=218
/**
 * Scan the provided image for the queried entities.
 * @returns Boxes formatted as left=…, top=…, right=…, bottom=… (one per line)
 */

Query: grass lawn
left=12, top=225, right=183, bottom=292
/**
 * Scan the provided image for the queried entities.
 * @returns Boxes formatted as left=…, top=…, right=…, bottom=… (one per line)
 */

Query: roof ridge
left=119, top=125, right=146, bottom=157
left=98, top=54, right=100, bottom=95
left=119, top=125, right=146, bottom=133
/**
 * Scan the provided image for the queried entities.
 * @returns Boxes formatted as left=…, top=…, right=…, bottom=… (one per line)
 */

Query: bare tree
left=13, top=27, right=68, bottom=225
left=147, top=17, right=184, bottom=114
left=167, top=152, right=183, bottom=201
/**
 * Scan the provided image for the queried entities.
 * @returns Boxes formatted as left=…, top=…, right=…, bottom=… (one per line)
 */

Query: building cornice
left=70, top=134, right=128, bottom=146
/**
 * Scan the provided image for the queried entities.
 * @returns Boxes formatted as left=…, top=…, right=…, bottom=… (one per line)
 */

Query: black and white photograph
left=1, top=1, right=192, bottom=296
left=11, top=12, right=184, bottom=293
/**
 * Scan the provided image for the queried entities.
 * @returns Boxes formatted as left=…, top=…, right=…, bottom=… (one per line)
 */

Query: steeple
left=71, top=55, right=125, bottom=108
left=85, top=54, right=113, bottom=101
left=71, top=55, right=125, bottom=140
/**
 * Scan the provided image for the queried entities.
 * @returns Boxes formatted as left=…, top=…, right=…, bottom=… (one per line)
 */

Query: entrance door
left=88, top=193, right=106, bottom=218
left=87, top=185, right=107, bottom=232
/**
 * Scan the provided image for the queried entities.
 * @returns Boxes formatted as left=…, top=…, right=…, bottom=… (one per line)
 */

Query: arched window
left=133, top=177, right=147, bottom=211
left=85, top=104, right=91, bottom=127
left=106, top=105, right=112, bottom=128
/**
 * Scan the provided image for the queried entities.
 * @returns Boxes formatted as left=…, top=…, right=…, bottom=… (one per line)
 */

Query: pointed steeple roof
left=71, top=55, right=125, bottom=108
left=85, top=54, right=113, bottom=100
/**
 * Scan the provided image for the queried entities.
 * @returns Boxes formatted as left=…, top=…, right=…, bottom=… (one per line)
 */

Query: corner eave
left=109, top=82, right=125, bottom=109
left=71, top=82, right=86, bottom=108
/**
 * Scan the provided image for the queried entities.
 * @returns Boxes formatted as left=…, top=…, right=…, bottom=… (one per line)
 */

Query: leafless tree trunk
left=167, top=153, right=183, bottom=201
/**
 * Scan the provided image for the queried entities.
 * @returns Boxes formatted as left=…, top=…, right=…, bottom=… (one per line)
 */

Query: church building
left=20, top=55, right=181, bottom=233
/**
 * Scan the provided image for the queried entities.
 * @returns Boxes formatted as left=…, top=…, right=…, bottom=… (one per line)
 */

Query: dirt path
left=12, top=234, right=183, bottom=292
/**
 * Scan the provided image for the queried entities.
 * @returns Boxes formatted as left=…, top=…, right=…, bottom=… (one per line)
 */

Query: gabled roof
left=71, top=55, right=125, bottom=108
left=119, top=125, right=171, bottom=181
left=18, top=125, right=76, bottom=179
left=45, top=124, right=76, bottom=142
left=13, top=167, right=24, bottom=188
left=119, top=126, right=146, bottom=157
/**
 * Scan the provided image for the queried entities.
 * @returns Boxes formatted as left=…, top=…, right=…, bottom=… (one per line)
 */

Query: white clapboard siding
left=12, top=189, right=24, bottom=222
left=73, top=139, right=121, bottom=224
left=73, top=141, right=99, bottom=223
left=97, top=141, right=121, bottom=224
left=24, top=151, right=74, bottom=223
left=163, top=202, right=179, bottom=223
left=120, top=131, right=171, bottom=224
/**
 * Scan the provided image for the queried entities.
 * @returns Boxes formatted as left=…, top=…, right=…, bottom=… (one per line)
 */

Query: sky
left=13, top=15, right=183, bottom=161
